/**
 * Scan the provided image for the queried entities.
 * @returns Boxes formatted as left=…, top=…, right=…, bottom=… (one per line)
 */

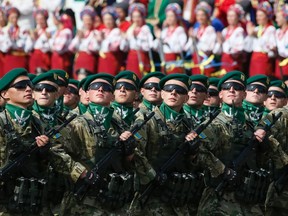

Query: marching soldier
left=203, top=77, right=221, bottom=115
left=264, top=80, right=287, bottom=113
left=63, top=79, right=80, bottom=112
left=73, top=77, right=89, bottom=115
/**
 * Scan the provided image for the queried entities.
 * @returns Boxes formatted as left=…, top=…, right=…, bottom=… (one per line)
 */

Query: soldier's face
left=219, top=80, right=246, bottom=107
left=161, top=80, right=188, bottom=112
left=245, top=82, right=267, bottom=105
left=264, top=87, right=287, bottom=111
left=33, top=81, right=59, bottom=107
left=64, top=84, right=80, bottom=108
left=140, top=77, right=162, bottom=105
left=187, top=81, right=207, bottom=108
left=79, top=88, right=89, bottom=106
left=2, top=76, right=34, bottom=109
left=204, top=85, right=221, bottom=107
left=114, top=78, right=137, bottom=105
left=88, top=78, right=114, bottom=107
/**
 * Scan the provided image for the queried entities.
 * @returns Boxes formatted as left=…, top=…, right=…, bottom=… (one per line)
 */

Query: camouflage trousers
left=0, top=204, right=53, bottom=216
left=265, top=182, right=288, bottom=216
left=197, top=187, right=264, bottom=216
left=128, top=193, right=190, bottom=216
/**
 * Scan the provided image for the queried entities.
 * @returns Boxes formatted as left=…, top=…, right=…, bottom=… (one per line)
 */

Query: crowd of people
left=0, top=0, right=286, bottom=80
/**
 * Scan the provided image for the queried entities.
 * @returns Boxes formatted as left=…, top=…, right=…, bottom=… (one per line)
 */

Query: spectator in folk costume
left=153, top=3, right=187, bottom=74
left=185, top=1, right=217, bottom=76
left=114, top=1, right=131, bottom=32
left=0, top=7, right=7, bottom=77
left=69, top=6, right=100, bottom=79
left=2, top=7, right=33, bottom=73
left=275, top=4, right=288, bottom=79
left=29, top=9, right=51, bottom=74
left=97, top=6, right=122, bottom=75
left=121, top=3, right=153, bottom=78
left=214, top=4, right=245, bottom=73
left=49, top=12, right=73, bottom=75
left=245, top=1, right=276, bottom=77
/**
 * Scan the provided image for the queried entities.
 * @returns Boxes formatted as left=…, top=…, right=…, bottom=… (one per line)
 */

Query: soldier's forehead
left=91, top=78, right=110, bottom=84
left=224, top=79, right=244, bottom=85
left=165, top=79, right=187, bottom=88
left=268, top=86, right=285, bottom=93
left=145, top=77, right=160, bottom=84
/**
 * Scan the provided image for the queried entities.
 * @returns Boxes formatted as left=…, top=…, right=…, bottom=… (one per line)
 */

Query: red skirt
left=275, top=57, right=288, bottom=79
left=29, top=49, right=51, bottom=74
left=51, top=52, right=71, bottom=73
left=4, top=52, right=28, bottom=74
left=73, top=51, right=98, bottom=75
left=249, top=52, right=274, bottom=77
left=192, top=53, right=214, bottom=76
left=126, top=50, right=150, bottom=78
left=164, top=53, right=184, bottom=74
left=98, top=52, right=121, bottom=75
left=0, top=52, right=5, bottom=78
left=221, top=52, right=242, bottom=73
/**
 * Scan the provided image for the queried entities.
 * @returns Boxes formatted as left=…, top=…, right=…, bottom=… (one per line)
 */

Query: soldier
left=243, top=75, right=270, bottom=126
left=203, top=77, right=221, bottom=115
left=184, top=74, right=209, bottom=126
left=138, top=72, right=165, bottom=113
left=63, top=79, right=80, bottom=112
left=73, top=77, right=89, bottom=115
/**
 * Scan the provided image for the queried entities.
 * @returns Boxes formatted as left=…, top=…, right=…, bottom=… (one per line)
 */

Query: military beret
left=139, top=72, right=165, bottom=88
left=78, top=77, right=89, bottom=89
left=115, top=70, right=140, bottom=89
left=189, top=75, right=209, bottom=89
left=269, top=80, right=288, bottom=95
left=83, top=73, right=115, bottom=91
left=159, top=74, right=191, bottom=89
left=69, top=79, right=79, bottom=89
left=208, top=77, right=220, bottom=87
left=49, top=69, right=69, bottom=86
left=0, top=68, right=28, bottom=91
left=32, top=71, right=59, bottom=85
left=217, top=70, right=246, bottom=91
left=28, top=73, right=37, bottom=81
left=246, top=75, right=270, bottom=88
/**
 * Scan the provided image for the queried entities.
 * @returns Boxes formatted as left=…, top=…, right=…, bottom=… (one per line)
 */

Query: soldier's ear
left=184, top=94, right=188, bottom=103
left=1, top=90, right=9, bottom=100
left=161, top=90, right=165, bottom=100
left=219, top=91, right=223, bottom=99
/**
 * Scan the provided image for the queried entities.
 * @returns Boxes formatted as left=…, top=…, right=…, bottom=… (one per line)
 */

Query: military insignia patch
left=240, top=74, right=245, bottom=81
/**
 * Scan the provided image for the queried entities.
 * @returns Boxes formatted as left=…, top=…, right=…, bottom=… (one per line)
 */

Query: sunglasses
left=221, top=82, right=245, bottom=91
left=190, top=83, right=207, bottom=93
left=57, top=79, right=68, bottom=87
left=163, top=84, right=188, bottom=95
left=267, top=90, right=286, bottom=99
left=34, top=83, right=58, bottom=93
left=246, top=84, right=267, bottom=94
left=67, top=86, right=79, bottom=95
left=143, top=82, right=161, bottom=91
left=88, top=82, right=114, bottom=92
left=10, top=80, right=34, bottom=90
left=208, top=88, right=219, bottom=97
left=115, top=82, right=137, bottom=91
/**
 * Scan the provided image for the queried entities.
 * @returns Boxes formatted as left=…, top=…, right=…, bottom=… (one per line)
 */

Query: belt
left=10, top=50, right=27, bottom=56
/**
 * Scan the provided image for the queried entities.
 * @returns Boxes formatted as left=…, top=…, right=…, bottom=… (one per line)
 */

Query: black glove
left=187, top=140, right=200, bottom=155
left=223, top=167, right=237, bottom=182
left=84, top=170, right=100, bottom=185
left=155, top=172, right=168, bottom=186
left=122, top=137, right=137, bottom=156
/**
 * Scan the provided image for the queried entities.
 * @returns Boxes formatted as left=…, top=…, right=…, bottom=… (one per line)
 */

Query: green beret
left=28, top=73, right=37, bottom=81
left=217, top=70, right=246, bottom=91
left=139, top=72, right=165, bottom=88
left=247, top=75, right=270, bottom=88
left=270, top=80, right=288, bottom=95
left=83, top=73, right=115, bottom=91
left=189, top=75, right=209, bottom=89
left=69, top=79, right=79, bottom=89
left=115, top=70, right=140, bottom=89
left=32, top=71, right=59, bottom=85
left=159, top=74, right=191, bottom=89
left=78, top=77, right=89, bottom=89
left=209, top=77, right=220, bottom=87
left=0, top=68, right=28, bottom=91
left=49, top=69, right=69, bottom=85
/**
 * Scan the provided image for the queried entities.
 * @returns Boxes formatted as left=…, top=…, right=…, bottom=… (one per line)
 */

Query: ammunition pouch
left=7, top=177, right=47, bottom=214
left=160, top=172, right=205, bottom=207
left=235, top=168, right=272, bottom=204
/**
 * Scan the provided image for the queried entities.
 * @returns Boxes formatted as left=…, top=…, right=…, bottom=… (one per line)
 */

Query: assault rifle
left=0, top=114, right=77, bottom=181
left=215, top=112, right=283, bottom=197
left=138, top=110, right=220, bottom=208
left=74, top=111, right=155, bottom=201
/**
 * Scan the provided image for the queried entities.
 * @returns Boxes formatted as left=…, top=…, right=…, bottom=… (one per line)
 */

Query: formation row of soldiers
left=0, top=1, right=287, bottom=79
left=1, top=67, right=288, bottom=216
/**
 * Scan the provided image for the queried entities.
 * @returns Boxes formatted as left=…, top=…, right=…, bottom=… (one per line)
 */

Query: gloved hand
left=155, top=172, right=168, bottom=186
left=223, top=167, right=237, bottom=183
left=122, top=137, right=137, bottom=156
left=84, top=170, right=100, bottom=185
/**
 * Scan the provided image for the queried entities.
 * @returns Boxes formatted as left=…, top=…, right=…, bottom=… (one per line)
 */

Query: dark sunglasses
left=267, top=90, right=286, bottom=99
left=67, top=86, right=79, bottom=95
left=221, top=82, right=245, bottom=91
left=143, top=82, right=161, bottom=91
left=10, top=80, right=34, bottom=90
left=34, top=83, right=58, bottom=93
left=115, top=82, right=137, bottom=91
left=88, top=82, right=114, bottom=92
left=57, top=79, right=68, bottom=87
left=246, top=84, right=267, bottom=94
left=190, top=83, right=207, bottom=93
left=163, top=84, right=188, bottom=95
left=208, top=88, right=219, bottom=97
